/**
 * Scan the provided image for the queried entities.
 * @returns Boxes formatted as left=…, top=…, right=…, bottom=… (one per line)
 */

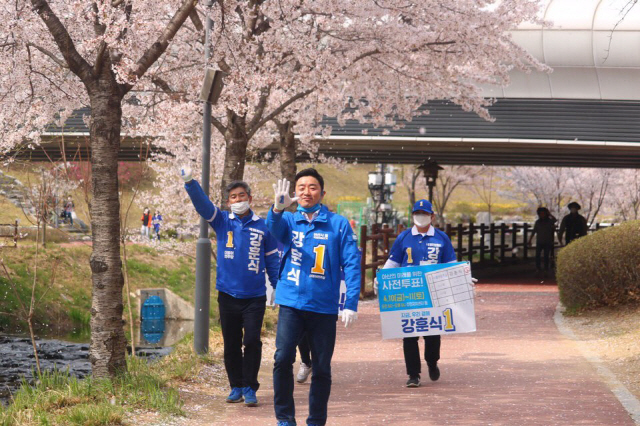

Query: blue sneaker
left=242, top=386, right=258, bottom=406
left=276, top=422, right=296, bottom=426
left=226, top=387, right=243, bottom=403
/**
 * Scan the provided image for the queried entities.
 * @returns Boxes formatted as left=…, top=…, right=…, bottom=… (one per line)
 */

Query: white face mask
left=413, top=213, right=432, bottom=227
left=230, top=201, right=250, bottom=215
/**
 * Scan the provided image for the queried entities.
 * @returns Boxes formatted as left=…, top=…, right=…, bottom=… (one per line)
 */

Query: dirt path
left=169, top=283, right=635, bottom=426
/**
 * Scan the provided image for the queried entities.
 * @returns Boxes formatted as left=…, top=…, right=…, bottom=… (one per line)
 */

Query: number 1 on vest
left=311, top=245, right=326, bottom=275
left=406, top=247, right=413, bottom=264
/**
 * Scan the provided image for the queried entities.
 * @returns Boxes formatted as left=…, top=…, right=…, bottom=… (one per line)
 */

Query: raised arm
left=180, top=166, right=223, bottom=230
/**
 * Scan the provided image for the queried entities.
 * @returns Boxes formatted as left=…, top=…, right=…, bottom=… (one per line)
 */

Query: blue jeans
left=273, top=306, right=337, bottom=426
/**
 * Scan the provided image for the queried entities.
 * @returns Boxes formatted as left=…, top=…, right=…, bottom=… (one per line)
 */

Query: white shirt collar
left=411, top=225, right=435, bottom=237
left=229, top=212, right=260, bottom=222
left=303, top=210, right=320, bottom=222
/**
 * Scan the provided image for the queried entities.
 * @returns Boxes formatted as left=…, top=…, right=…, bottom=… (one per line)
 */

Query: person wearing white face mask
left=380, top=199, right=457, bottom=387
left=180, top=166, right=280, bottom=407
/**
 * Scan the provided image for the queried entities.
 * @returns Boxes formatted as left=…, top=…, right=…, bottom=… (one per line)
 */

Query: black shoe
left=428, top=363, right=440, bottom=381
left=406, top=376, right=421, bottom=387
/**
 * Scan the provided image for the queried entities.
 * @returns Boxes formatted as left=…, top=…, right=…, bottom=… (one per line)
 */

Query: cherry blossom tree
left=567, top=168, right=612, bottom=224
left=499, top=167, right=570, bottom=219
left=0, top=0, right=205, bottom=377
left=470, top=166, right=499, bottom=220
left=432, top=166, right=478, bottom=225
left=399, top=165, right=424, bottom=208
left=500, top=167, right=613, bottom=223
left=610, top=169, right=640, bottom=221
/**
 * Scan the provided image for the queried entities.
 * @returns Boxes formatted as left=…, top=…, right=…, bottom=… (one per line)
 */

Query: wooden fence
left=359, top=223, right=404, bottom=297
left=359, top=221, right=616, bottom=296
left=0, top=220, right=20, bottom=248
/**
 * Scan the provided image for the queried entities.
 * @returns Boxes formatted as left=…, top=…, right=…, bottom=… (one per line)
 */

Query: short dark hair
left=295, top=168, right=324, bottom=191
left=226, top=180, right=251, bottom=197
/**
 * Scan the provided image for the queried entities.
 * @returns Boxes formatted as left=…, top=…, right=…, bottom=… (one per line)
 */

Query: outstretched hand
left=179, top=166, right=193, bottom=183
left=272, top=179, right=299, bottom=211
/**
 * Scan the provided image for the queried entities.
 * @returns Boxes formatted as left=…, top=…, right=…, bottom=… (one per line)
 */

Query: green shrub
left=557, top=220, right=640, bottom=311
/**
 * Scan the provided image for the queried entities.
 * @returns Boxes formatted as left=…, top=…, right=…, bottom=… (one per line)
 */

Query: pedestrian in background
left=141, top=207, right=152, bottom=238
left=527, top=207, right=557, bottom=278
left=64, top=196, right=75, bottom=226
left=152, top=211, right=163, bottom=241
left=559, top=202, right=588, bottom=245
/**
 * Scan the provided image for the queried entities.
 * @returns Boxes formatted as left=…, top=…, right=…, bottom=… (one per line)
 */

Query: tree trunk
left=408, top=169, right=419, bottom=207
left=277, top=120, right=296, bottom=183
left=88, top=90, right=127, bottom=377
left=220, top=112, right=249, bottom=202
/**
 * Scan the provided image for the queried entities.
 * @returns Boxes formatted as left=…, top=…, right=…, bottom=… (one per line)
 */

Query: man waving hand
left=267, top=169, right=361, bottom=426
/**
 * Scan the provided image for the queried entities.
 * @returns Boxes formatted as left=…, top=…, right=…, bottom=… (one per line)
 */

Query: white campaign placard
left=376, top=262, right=476, bottom=340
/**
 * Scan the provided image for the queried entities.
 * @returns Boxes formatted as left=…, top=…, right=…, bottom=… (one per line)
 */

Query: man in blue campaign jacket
left=267, top=168, right=361, bottom=426
left=380, top=199, right=456, bottom=388
left=180, top=166, right=279, bottom=407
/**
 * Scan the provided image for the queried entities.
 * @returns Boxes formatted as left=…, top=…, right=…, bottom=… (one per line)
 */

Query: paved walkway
left=205, top=284, right=635, bottom=425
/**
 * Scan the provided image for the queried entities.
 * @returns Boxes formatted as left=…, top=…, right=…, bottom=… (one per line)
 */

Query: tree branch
left=25, top=42, right=68, bottom=69
left=247, top=86, right=271, bottom=132
left=189, top=8, right=206, bottom=44
left=247, top=89, right=313, bottom=139
left=30, top=0, right=93, bottom=84
left=127, top=0, right=198, bottom=91
left=210, top=116, right=227, bottom=134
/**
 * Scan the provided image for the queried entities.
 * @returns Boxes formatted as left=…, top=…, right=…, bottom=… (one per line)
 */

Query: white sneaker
left=296, top=362, right=312, bottom=383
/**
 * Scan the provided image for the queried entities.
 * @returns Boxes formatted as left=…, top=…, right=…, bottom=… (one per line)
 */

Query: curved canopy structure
left=486, top=0, right=640, bottom=100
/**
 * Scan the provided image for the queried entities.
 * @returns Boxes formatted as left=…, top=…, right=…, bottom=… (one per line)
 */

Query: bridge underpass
left=15, top=97, right=640, bottom=168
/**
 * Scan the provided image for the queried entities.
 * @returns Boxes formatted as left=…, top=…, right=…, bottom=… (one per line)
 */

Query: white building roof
left=484, top=0, right=640, bottom=99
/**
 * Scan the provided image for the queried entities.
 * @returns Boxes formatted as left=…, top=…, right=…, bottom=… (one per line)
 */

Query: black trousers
left=218, top=291, right=266, bottom=391
left=535, top=243, right=553, bottom=271
left=403, top=335, right=441, bottom=378
left=298, top=332, right=312, bottom=366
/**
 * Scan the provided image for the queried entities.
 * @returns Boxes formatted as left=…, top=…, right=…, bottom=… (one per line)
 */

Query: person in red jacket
left=140, top=207, right=152, bottom=238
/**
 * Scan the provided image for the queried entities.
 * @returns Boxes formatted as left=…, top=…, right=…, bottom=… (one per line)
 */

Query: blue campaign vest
left=267, top=205, right=361, bottom=315
left=388, top=226, right=457, bottom=267
left=184, top=180, right=279, bottom=298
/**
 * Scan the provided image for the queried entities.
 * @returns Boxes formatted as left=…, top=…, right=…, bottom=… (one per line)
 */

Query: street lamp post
left=367, top=164, right=397, bottom=225
left=194, top=1, right=224, bottom=355
left=418, top=160, right=443, bottom=202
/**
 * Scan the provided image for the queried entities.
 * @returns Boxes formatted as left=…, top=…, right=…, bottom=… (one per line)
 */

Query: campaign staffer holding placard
left=380, top=199, right=456, bottom=388
left=268, top=168, right=361, bottom=426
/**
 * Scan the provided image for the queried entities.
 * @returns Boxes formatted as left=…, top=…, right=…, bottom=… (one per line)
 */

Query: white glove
left=471, top=278, right=478, bottom=284
left=268, top=289, right=277, bottom=310
left=272, top=179, right=299, bottom=211
left=373, top=278, right=379, bottom=296
left=179, top=166, right=193, bottom=183
left=341, top=309, right=357, bottom=328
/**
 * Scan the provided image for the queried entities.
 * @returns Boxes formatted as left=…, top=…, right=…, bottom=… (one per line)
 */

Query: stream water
left=0, top=319, right=193, bottom=405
